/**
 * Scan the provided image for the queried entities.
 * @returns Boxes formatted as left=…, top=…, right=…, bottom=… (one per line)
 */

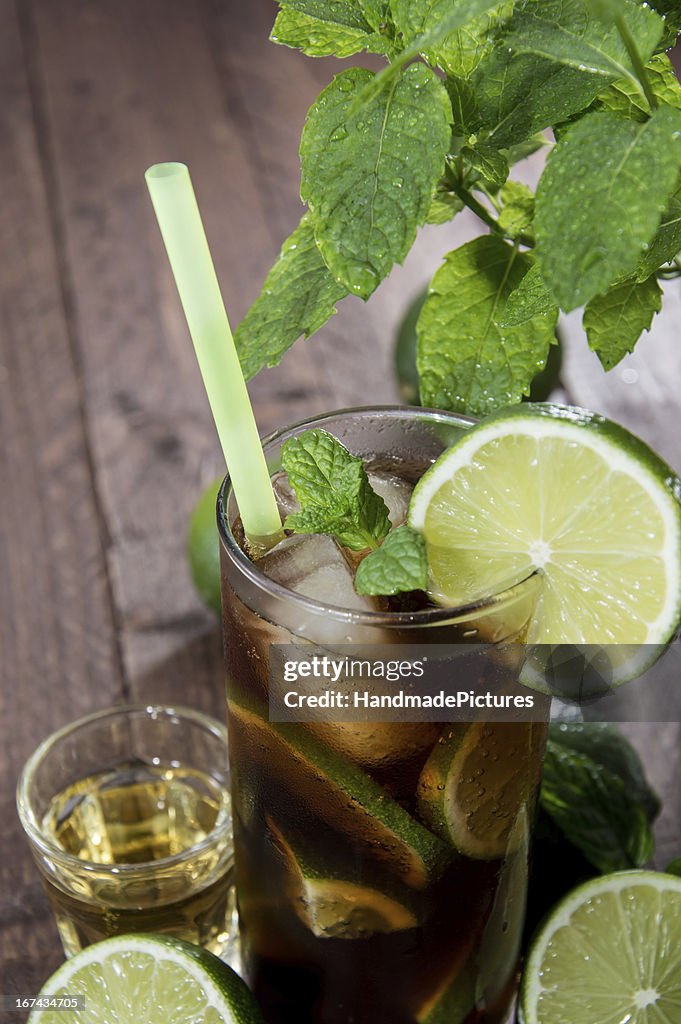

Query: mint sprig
left=236, top=0, right=681, bottom=409
left=281, top=429, right=390, bottom=551
left=355, top=525, right=428, bottom=595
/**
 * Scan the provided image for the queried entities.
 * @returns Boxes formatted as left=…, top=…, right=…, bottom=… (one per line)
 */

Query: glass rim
left=217, top=404, right=540, bottom=628
left=16, top=703, right=232, bottom=877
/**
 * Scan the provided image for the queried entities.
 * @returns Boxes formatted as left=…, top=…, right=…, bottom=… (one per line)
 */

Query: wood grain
left=0, top=0, right=124, bottom=993
left=28, top=0, right=276, bottom=706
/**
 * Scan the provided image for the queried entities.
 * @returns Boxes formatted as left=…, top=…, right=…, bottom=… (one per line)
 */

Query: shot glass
left=17, top=704, right=236, bottom=959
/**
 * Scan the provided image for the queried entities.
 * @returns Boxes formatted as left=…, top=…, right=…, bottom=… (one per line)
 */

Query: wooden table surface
left=1, top=0, right=680, bottom=1005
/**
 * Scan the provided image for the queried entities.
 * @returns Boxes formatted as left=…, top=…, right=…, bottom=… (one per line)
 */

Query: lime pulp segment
left=408, top=405, right=681, bottom=648
left=521, top=870, right=681, bottom=1024
left=29, top=934, right=264, bottom=1024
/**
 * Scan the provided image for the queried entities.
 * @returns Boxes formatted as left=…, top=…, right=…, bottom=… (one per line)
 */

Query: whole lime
left=187, top=477, right=223, bottom=615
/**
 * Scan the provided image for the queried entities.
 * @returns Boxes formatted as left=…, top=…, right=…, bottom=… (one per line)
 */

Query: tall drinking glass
left=218, top=408, right=548, bottom=1024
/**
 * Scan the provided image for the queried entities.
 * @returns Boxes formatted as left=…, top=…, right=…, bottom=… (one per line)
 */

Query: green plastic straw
left=145, top=163, right=282, bottom=548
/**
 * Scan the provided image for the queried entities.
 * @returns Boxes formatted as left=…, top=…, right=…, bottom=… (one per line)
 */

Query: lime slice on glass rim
left=520, top=870, right=681, bottom=1024
left=29, top=934, right=264, bottom=1024
left=408, top=404, right=681, bottom=685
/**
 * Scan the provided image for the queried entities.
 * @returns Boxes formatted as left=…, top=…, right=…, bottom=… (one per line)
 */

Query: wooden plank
left=0, top=0, right=124, bottom=991
left=29, top=0, right=297, bottom=707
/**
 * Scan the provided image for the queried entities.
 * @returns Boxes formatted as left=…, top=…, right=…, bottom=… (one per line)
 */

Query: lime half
left=521, top=870, right=681, bottom=1024
left=409, top=405, right=681, bottom=651
left=29, top=934, right=264, bottom=1024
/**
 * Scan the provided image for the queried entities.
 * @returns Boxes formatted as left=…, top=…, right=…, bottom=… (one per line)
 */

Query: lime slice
left=417, top=722, right=544, bottom=860
left=408, top=404, right=681, bottom=653
left=416, top=963, right=476, bottom=1024
left=475, top=807, right=528, bottom=1006
left=521, top=870, right=681, bottom=1024
left=418, top=811, right=530, bottom=1023
left=29, top=934, right=263, bottom=1024
left=229, top=691, right=450, bottom=889
left=267, top=816, right=418, bottom=939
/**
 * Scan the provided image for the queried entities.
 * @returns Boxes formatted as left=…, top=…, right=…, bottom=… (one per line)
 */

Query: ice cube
left=259, top=534, right=375, bottom=613
left=271, top=470, right=301, bottom=518
left=367, top=470, right=413, bottom=528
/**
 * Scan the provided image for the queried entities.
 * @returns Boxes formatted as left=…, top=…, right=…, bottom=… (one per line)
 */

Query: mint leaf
left=281, top=429, right=391, bottom=551
left=349, top=0, right=509, bottom=119
left=498, top=180, right=535, bottom=241
left=535, top=108, right=681, bottom=311
left=461, top=143, right=509, bottom=189
left=496, top=262, right=558, bottom=328
left=584, top=276, right=662, bottom=371
left=392, top=0, right=514, bottom=77
left=504, top=0, right=663, bottom=85
left=427, top=188, right=464, bottom=224
left=648, top=0, right=681, bottom=46
left=445, top=76, right=482, bottom=136
left=502, top=133, right=548, bottom=165
left=541, top=723, right=657, bottom=872
left=585, top=0, right=619, bottom=22
left=357, top=0, right=390, bottom=30
left=417, top=236, right=558, bottom=416
left=271, top=1, right=391, bottom=56
left=235, top=215, right=346, bottom=380
left=473, top=0, right=662, bottom=149
left=594, top=53, right=681, bottom=123
left=547, top=723, right=660, bottom=823
left=300, top=65, right=451, bottom=299
left=637, top=182, right=681, bottom=279
left=355, top=525, right=427, bottom=595
left=473, top=51, right=608, bottom=150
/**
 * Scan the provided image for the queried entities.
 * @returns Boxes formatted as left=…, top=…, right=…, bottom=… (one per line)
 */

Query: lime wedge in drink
left=229, top=691, right=451, bottom=889
left=267, top=816, right=418, bottom=939
left=475, top=807, right=528, bottom=1006
left=520, top=870, right=681, bottom=1024
left=417, top=722, right=544, bottom=860
left=28, top=934, right=264, bottom=1024
left=418, top=811, right=530, bottom=1023
left=416, top=963, right=476, bottom=1024
left=305, top=719, right=442, bottom=770
left=408, top=405, right=681, bottom=657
